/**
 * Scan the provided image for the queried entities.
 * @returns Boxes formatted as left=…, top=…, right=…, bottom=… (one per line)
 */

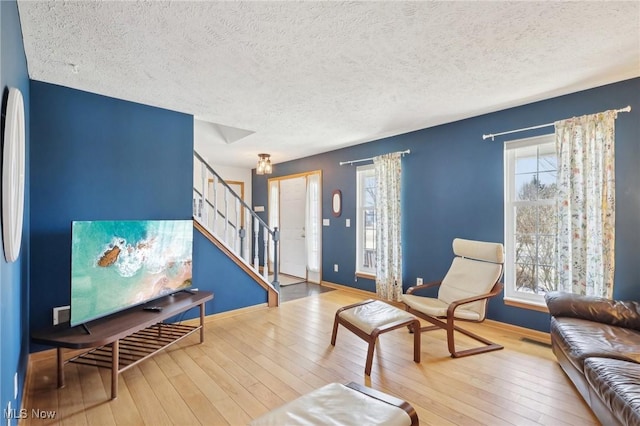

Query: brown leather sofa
left=545, top=291, right=640, bottom=426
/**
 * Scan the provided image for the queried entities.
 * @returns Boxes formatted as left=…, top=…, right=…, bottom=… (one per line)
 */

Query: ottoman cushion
left=339, top=300, right=416, bottom=334
left=249, top=382, right=413, bottom=426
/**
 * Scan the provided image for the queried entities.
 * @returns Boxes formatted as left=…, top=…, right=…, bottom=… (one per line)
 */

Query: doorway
left=268, top=171, right=322, bottom=284
left=279, top=177, right=306, bottom=278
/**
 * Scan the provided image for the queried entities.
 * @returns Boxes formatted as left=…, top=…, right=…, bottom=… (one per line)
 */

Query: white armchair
left=401, top=238, right=505, bottom=358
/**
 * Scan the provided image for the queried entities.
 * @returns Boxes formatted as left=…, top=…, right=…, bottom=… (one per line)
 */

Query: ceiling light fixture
left=256, top=153, right=272, bottom=175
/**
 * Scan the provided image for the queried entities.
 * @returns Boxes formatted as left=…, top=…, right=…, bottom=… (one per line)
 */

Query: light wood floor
left=22, top=289, right=598, bottom=425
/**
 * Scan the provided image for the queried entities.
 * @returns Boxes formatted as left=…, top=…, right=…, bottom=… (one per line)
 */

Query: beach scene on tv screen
left=70, top=220, right=193, bottom=326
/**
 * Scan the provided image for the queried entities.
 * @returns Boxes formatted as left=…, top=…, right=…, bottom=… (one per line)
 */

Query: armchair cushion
left=545, top=291, right=640, bottom=331
left=453, top=238, right=505, bottom=263
left=401, top=294, right=482, bottom=321
left=438, top=257, right=503, bottom=319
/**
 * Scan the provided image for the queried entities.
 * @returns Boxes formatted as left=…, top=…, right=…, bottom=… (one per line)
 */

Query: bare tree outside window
left=514, top=175, right=558, bottom=294
left=505, top=135, right=558, bottom=304
left=363, top=176, right=376, bottom=268
left=357, top=166, right=377, bottom=274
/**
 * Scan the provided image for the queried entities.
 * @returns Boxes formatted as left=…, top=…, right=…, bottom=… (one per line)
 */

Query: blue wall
left=29, top=82, right=195, bottom=344
left=1, top=0, right=30, bottom=421
left=254, top=78, right=640, bottom=332
left=193, top=231, right=267, bottom=314
left=29, top=81, right=267, bottom=354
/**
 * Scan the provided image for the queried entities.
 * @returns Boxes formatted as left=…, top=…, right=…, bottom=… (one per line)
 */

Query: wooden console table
left=31, top=290, right=213, bottom=400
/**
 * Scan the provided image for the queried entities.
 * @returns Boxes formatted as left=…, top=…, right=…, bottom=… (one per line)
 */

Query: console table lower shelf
left=32, top=291, right=213, bottom=400
left=67, top=322, right=200, bottom=391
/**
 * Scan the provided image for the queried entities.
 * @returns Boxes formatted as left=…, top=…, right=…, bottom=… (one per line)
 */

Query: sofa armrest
left=545, top=291, right=640, bottom=330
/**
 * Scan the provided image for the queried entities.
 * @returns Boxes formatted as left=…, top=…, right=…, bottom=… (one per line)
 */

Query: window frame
left=356, top=164, right=376, bottom=277
left=504, top=133, right=557, bottom=308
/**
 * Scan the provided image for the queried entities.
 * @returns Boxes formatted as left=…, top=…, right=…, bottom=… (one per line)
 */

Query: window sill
left=355, top=272, right=376, bottom=281
left=504, top=298, right=549, bottom=313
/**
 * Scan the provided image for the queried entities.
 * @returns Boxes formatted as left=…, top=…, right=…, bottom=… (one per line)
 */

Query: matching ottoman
left=249, top=382, right=419, bottom=426
left=331, top=299, right=421, bottom=375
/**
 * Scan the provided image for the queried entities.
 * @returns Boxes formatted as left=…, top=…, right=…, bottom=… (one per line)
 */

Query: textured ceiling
left=17, top=1, right=640, bottom=168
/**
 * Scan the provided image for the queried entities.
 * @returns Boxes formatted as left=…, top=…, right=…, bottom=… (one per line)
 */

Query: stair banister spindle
left=200, top=162, right=208, bottom=224
left=211, top=175, right=218, bottom=233
left=253, top=216, right=259, bottom=270
left=263, top=224, right=269, bottom=279
left=235, top=198, right=241, bottom=253
left=224, top=187, right=229, bottom=245
left=272, top=227, right=280, bottom=287
left=193, top=192, right=201, bottom=219
left=244, top=208, right=250, bottom=262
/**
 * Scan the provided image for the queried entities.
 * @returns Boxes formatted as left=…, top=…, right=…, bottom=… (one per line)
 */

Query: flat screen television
left=70, top=219, right=193, bottom=327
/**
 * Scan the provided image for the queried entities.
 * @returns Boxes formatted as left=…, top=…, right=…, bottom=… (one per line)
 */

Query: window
left=305, top=174, right=321, bottom=273
left=504, top=134, right=558, bottom=307
left=356, top=165, right=376, bottom=276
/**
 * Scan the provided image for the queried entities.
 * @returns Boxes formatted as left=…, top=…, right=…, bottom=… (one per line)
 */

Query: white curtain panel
left=374, top=152, right=403, bottom=301
left=555, top=110, right=616, bottom=298
left=305, top=174, right=321, bottom=273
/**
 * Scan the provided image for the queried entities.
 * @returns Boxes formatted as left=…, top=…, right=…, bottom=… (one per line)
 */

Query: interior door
left=279, top=177, right=307, bottom=278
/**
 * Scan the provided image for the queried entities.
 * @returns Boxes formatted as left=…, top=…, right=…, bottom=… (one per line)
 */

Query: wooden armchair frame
left=404, top=279, right=504, bottom=358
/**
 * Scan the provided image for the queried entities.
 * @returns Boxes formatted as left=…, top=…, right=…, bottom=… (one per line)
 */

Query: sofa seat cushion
left=551, top=317, right=640, bottom=371
left=584, top=358, right=640, bottom=426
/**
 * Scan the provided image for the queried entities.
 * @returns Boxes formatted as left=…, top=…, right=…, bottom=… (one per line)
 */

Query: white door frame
left=268, top=170, right=322, bottom=283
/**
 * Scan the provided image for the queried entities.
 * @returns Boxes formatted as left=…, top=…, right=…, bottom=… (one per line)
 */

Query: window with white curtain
left=356, top=165, right=376, bottom=276
left=504, top=134, right=558, bottom=306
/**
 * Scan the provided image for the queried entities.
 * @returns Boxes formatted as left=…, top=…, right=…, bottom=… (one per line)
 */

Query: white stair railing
left=193, top=152, right=280, bottom=289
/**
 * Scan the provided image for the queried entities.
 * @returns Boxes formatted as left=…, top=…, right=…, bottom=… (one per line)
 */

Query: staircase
left=193, top=151, right=279, bottom=307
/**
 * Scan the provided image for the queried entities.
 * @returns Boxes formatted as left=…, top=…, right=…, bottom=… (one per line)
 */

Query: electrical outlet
left=334, top=264, right=339, bottom=272
left=345, top=219, right=351, bottom=227
left=53, top=305, right=70, bottom=325
left=417, top=277, right=423, bottom=285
